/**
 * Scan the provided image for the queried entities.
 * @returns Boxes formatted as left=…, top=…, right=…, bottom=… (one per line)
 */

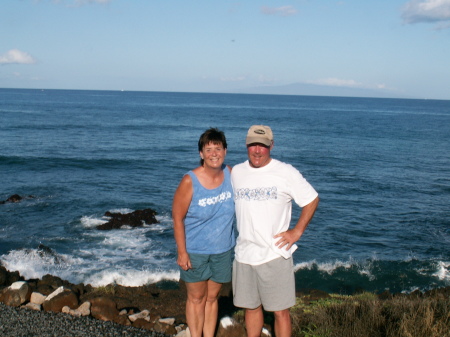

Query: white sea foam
left=86, top=269, right=180, bottom=287
left=0, top=213, right=178, bottom=287
left=294, top=259, right=376, bottom=280
left=80, top=215, right=107, bottom=228
left=433, top=261, right=450, bottom=281
left=0, top=248, right=83, bottom=281
left=294, top=259, right=353, bottom=274
left=80, top=211, right=173, bottom=230
left=108, top=208, right=134, bottom=214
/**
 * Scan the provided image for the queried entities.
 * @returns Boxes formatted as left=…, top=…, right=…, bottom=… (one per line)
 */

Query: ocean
left=1, top=88, right=449, bottom=295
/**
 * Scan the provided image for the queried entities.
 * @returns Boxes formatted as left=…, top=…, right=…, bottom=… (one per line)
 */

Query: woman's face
left=200, top=142, right=226, bottom=168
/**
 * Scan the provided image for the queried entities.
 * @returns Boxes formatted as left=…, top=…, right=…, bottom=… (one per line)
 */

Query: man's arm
left=274, top=196, right=319, bottom=250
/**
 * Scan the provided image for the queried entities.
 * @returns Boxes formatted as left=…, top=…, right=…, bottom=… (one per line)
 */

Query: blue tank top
left=184, top=167, right=235, bottom=254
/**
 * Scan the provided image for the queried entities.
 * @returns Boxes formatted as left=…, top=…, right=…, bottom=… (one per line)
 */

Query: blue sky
left=2, top=0, right=450, bottom=100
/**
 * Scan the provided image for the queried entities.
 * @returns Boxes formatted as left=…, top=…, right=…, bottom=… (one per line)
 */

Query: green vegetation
left=231, top=290, right=449, bottom=337
left=290, top=292, right=449, bottom=337
left=92, top=284, right=116, bottom=295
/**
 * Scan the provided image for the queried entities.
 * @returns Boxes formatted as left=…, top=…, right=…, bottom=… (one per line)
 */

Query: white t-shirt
left=231, top=159, right=318, bottom=265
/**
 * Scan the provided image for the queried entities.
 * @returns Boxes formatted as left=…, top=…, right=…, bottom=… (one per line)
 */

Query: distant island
left=228, top=82, right=412, bottom=99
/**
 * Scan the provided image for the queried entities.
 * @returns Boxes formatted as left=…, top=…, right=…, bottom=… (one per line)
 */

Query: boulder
left=132, top=318, right=156, bottom=330
left=77, top=301, right=91, bottom=316
left=1, top=281, right=32, bottom=307
left=90, top=296, right=119, bottom=321
left=216, top=316, right=246, bottom=337
left=159, top=317, right=176, bottom=325
left=38, top=274, right=64, bottom=294
left=0, top=266, right=21, bottom=286
left=24, top=302, right=41, bottom=311
left=62, top=301, right=91, bottom=317
left=175, top=327, right=191, bottom=337
left=0, top=266, right=7, bottom=286
left=154, top=320, right=178, bottom=335
left=129, top=309, right=151, bottom=322
left=96, top=208, right=159, bottom=230
left=30, top=292, right=47, bottom=305
left=43, top=286, right=79, bottom=312
left=5, top=194, right=22, bottom=203
left=90, top=297, right=131, bottom=325
left=0, top=194, right=35, bottom=204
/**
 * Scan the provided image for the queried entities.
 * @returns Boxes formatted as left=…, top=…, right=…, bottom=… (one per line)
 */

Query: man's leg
left=273, top=309, right=292, bottom=337
left=185, top=281, right=208, bottom=337
left=245, top=305, right=264, bottom=337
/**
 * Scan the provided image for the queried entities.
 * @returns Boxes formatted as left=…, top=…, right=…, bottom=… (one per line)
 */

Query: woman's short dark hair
left=198, top=128, right=227, bottom=166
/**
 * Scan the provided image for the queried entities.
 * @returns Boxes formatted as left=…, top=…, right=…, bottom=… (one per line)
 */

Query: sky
left=1, top=0, right=450, bottom=100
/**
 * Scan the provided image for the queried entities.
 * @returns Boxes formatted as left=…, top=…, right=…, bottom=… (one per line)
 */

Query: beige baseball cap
left=246, top=125, right=273, bottom=146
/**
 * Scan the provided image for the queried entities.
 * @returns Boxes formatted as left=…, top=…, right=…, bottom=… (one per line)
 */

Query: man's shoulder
left=270, top=159, right=297, bottom=171
left=231, top=161, right=248, bottom=172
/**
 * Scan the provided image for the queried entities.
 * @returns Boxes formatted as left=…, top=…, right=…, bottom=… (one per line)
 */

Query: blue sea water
left=1, top=88, right=449, bottom=295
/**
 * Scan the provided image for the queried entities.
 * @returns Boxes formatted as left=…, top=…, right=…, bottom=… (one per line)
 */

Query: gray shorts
left=232, top=257, right=295, bottom=312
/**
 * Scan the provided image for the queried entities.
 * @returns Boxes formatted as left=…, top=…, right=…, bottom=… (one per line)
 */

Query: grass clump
left=92, top=284, right=116, bottom=295
left=290, top=290, right=450, bottom=337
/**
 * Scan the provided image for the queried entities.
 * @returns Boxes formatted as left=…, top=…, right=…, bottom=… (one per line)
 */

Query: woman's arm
left=172, top=174, right=193, bottom=270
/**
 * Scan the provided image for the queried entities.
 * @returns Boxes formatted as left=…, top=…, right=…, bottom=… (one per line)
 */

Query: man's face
left=247, top=143, right=272, bottom=168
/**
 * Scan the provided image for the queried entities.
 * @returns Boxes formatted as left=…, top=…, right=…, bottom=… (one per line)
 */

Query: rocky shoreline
left=1, top=265, right=449, bottom=337
left=0, top=265, right=245, bottom=337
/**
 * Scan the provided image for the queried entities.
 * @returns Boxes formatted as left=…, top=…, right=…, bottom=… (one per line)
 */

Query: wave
left=85, top=269, right=180, bottom=287
left=0, top=210, right=178, bottom=287
left=0, top=155, right=138, bottom=168
left=0, top=244, right=83, bottom=281
left=294, top=258, right=450, bottom=294
left=0, top=242, right=179, bottom=287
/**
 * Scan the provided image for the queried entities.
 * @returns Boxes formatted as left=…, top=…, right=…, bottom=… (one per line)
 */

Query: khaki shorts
left=232, top=257, right=295, bottom=312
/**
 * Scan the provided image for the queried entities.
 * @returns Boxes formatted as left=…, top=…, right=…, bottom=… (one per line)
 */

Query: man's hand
left=274, top=229, right=302, bottom=250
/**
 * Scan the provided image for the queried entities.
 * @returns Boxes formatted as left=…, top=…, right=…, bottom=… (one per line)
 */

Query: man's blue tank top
left=184, top=167, right=235, bottom=254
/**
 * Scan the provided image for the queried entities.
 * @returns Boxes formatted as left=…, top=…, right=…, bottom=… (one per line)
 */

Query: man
left=231, top=125, right=319, bottom=337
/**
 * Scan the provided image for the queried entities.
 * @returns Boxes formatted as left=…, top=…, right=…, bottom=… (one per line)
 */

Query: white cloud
left=261, top=6, right=298, bottom=17
left=220, top=76, right=247, bottom=82
left=307, top=78, right=390, bottom=90
left=402, top=0, right=450, bottom=26
left=308, top=78, right=363, bottom=88
left=0, top=49, right=36, bottom=65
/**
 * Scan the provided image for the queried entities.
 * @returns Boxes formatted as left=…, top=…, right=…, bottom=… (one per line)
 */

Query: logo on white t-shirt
left=234, top=187, right=277, bottom=201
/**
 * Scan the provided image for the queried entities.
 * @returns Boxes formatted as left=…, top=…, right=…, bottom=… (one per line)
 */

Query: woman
left=172, top=128, right=235, bottom=337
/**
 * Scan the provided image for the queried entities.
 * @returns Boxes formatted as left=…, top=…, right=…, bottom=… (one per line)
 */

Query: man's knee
left=274, top=308, right=291, bottom=320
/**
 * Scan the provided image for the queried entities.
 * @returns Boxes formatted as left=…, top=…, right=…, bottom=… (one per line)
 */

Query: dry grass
left=290, top=291, right=450, bottom=337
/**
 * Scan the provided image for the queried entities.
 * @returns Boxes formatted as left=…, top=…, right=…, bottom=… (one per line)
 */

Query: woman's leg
left=203, top=279, right=222, bottom=337
left=185, top=281, right=208, bottom=337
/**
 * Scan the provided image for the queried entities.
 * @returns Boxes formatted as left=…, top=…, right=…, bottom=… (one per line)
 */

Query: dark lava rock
left=1, top=194, right=35, bottom=204
left=6, top=194, right=22, bottom=203
left=1, top=194, right=22, bottom=204
left=96, top=209, right=159, bottom=230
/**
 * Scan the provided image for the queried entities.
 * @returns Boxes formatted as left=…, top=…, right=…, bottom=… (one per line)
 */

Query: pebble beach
left=0, top=302, right=168, bottom=337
